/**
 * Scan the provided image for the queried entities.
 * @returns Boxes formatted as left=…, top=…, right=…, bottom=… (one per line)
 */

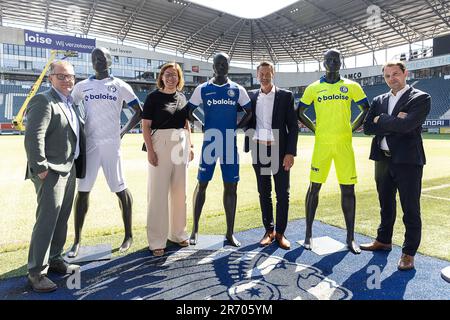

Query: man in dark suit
left=362, top=60, right=431, bottom=271
left=24, top=60, right=85, bottom=292
left=245, top=61, right=298, bottom=250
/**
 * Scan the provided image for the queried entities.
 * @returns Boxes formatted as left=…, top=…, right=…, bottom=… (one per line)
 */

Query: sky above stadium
left=187, top=0, right=299, bottom=19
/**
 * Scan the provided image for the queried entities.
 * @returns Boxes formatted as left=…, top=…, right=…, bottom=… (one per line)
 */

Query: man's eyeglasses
left=51, top=73, right=76, bottom=81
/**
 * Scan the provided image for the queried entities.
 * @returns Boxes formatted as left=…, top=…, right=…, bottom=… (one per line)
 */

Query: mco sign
left=24, top=30, right=96, bottom=53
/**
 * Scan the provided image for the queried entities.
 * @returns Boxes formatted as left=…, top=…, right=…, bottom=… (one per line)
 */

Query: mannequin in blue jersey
left=188, top=52, right=252, bottom=247
left=68, top=47, right=141, bottom=257
left=297, top=49, right=370, bottom=254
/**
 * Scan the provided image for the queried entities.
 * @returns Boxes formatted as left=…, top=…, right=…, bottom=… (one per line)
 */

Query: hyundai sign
left=423, top=119, right=450, bottom=127
left=24, top=30, right=96, bottom=53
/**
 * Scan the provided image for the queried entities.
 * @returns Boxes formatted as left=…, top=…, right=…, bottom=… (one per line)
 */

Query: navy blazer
left=244, top=87, right=298, bottom=157
left=363, top=86, right=431, bottom=165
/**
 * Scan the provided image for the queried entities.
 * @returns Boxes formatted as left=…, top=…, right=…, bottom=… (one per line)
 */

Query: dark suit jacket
left=363, top=86, right=431, bottom=165
left=244, top=87, right=298, bottom=157
left=24, top=88, right=86, bottom=179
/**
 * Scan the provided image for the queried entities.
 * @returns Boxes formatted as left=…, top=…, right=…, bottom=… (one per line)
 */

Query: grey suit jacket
left=24, top=88, right=86, bottom=179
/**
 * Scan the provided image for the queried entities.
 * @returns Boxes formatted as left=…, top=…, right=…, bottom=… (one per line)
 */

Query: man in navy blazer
left=244, top=61, right=298, bottom=250
left=362, top=60, right=431, bottom=271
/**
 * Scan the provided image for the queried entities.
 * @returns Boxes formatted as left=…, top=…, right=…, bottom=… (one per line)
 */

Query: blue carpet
left=1, top=219, right=449, bottom=300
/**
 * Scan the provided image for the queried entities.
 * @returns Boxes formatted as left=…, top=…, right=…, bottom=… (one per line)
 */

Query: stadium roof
left=186, top=0, right=300, bottom=19
left=1, top=0, right=449, bottom=64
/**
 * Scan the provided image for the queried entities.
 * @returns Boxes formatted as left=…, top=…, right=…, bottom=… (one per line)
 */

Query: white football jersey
left=72, top=76, right=138, bottom=145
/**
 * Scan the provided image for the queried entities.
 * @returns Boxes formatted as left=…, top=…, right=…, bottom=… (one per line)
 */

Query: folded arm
left=376, top=94, right=431, bottom=133
left=363, top=97, right=390, bottom=136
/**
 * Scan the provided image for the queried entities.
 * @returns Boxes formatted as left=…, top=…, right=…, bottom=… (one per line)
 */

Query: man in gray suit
left=24, top=60, right=85, bottom=292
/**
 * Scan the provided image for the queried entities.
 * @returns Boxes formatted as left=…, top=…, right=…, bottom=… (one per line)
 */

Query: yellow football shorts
left=309, top=142, right=357, bottom=185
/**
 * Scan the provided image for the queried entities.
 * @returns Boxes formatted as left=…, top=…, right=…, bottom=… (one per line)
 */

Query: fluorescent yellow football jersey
left=300, top=77, right=367, bottom=143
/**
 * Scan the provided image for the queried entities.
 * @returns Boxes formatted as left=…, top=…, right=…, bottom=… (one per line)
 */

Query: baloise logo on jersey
left=84, top=92, right=118, bottom=102
left=206, top=98, right=236, bottom=107
left=317, top=92, right=349, bottom=103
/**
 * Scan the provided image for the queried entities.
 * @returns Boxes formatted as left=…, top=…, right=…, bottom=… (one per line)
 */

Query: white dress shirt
left=380, top=85, right=410, bottom=151
left=253, top=85, right=276, bottom=142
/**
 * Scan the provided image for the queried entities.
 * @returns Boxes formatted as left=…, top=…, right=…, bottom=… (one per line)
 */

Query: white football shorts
left=77, top=142, right=127, bottom=193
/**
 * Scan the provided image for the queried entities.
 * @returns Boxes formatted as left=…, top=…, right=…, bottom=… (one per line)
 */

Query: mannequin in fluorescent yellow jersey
left=297, top=49, right=370, bottom=254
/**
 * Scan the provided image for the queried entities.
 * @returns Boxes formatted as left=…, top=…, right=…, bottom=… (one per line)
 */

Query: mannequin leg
left=340, top=184, right=361, bottom=254
left=116, top=189, right=133, bottom=253
left=304, top=182, right=321, bottom=250
left=67, top=191, right=90, bottom=258
left=189, top=181, right=208, bottom=245
left=223, top=182, right=240, bottom=247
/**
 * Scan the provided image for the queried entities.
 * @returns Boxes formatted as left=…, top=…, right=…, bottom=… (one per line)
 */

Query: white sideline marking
left=422, top=194, right=450, bottom=202
left=422, top=184, right=450, bottom=192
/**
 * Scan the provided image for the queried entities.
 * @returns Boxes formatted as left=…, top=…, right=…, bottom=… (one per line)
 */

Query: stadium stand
left=411, top=78, right=450, bottom=119
left=0, top=84, right=49, bottom=123
left=297, top=78, right=450, bottom=122
left=1, top=76, right=449, bottom=131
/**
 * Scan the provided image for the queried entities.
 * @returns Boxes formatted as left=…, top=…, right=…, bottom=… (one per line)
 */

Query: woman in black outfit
left=142, top=62, right=193, bottom=256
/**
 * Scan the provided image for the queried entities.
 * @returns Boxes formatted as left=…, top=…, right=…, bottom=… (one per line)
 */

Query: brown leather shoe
left=360, top=240, right=392, bottom=251
left=275, top=233, right=290, bottom=250
left=48, top=260, right=80, bottom=275
left=259, top=230, right=275, bottom=246
left=398, top=254, right=415, bottom=271
left=28, top=274, right=57, bottom=293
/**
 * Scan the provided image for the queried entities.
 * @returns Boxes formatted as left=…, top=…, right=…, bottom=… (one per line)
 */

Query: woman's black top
left=142, top=90, right=189, bottom=129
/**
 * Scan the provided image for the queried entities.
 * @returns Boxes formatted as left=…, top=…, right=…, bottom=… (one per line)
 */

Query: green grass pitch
left=0, top=133, right=449, bottom=278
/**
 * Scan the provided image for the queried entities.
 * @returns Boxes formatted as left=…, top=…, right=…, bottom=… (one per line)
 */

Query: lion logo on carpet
left=73, top=249, right=352, bottom=300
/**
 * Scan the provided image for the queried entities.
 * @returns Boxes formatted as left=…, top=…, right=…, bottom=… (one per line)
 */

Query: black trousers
left=252, top=144, right=290, bottom=234
left=374, top=155, right=423, bottom=256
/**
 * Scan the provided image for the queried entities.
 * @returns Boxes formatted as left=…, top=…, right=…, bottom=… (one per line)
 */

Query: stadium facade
left=0, top=26, right=449, bottom=133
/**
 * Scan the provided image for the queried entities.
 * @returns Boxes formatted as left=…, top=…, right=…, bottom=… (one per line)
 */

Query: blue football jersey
left=188, top=79, right=251, bottom=132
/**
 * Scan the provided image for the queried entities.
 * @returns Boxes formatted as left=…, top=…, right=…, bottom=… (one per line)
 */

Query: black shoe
left=48, top=260, right=79, bottom=274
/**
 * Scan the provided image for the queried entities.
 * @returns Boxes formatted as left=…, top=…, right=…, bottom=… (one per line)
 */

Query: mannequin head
left=212, top=52, right=230, bottom=84
left=91, top=47, right=112, bottom=79
left=323, top=49, right=341, bottom=83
